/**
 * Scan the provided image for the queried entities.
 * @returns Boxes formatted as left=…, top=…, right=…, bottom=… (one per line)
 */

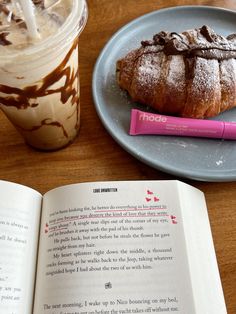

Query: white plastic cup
left=0, top=0, right=88, bottom=150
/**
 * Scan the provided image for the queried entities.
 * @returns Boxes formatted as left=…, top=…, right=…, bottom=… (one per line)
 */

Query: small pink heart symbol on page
left=147, top=190, right=153, bottom=195
left=146, top=197, right=151, bottom=202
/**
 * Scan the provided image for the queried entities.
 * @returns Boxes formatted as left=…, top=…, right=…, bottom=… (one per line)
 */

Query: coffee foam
left=0, top=0, right=73, bottom=52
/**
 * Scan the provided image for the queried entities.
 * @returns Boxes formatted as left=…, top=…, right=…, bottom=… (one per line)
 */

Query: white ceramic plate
left=92, top=6, right=236, bottom=181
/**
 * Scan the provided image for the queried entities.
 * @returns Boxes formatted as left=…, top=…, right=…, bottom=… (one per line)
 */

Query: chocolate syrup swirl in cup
left=0, top=0, right=88, bottom=151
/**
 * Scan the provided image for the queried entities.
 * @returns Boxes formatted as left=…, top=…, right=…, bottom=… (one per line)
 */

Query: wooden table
left=0, top=0, right=235, bottom=312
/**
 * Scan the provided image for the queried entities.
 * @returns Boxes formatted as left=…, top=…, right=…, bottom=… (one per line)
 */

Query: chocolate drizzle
left=0, top=31, right=11, bottom=45
left=32, top=0, right=45, bottom=8
left=21, top=118, right=69, bottom=139
left=141, top=25, right=236, bottom=60
left=0, top=2, right=27, bottom=46
left=0, top=38, right=79, bottom=107
left=0, top=37, right=80, bottom=139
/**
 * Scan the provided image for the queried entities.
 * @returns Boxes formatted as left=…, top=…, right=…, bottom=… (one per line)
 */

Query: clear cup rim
left=1, top=0, right=88, bottom=61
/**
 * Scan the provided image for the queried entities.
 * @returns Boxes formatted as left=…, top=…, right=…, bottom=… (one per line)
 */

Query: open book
left=0, top=180, right=227, bottom=314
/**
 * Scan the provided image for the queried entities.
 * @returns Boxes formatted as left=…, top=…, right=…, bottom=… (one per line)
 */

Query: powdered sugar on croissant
left=116, top=25, right=236, bottom=118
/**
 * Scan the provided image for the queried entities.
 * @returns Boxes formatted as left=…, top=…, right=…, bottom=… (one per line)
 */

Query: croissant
left=116, top=25, right=236, bottom=118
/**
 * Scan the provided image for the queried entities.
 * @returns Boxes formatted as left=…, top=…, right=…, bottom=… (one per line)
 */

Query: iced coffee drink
left=0, top=0, right=88, bottom=150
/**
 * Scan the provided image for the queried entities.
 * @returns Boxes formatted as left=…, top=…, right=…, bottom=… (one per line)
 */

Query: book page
left=0, top=180, right=42, bottom=314
left=177, top=183, right=227, bottom=313
left=34, top=180, right=198, bottom=314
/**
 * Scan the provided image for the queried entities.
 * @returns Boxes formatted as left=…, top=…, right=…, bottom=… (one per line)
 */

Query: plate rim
left=92, top=5, right=236, bottom=182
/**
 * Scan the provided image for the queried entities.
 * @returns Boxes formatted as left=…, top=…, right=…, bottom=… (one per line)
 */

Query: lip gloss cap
left=223, top=122, right=236, bottom=140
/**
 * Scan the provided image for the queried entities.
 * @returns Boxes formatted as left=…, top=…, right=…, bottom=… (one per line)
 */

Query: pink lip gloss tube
left=129, top=109, right=236, bottom=140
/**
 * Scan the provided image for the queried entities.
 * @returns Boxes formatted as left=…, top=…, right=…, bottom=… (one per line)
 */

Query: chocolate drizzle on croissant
left=116, top=25, right=236, bottom=118
left=141, top=25, right=236, bottom=60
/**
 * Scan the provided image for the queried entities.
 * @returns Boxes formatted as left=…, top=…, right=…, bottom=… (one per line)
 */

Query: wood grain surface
left=0, top=0, right=235, bottom=312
